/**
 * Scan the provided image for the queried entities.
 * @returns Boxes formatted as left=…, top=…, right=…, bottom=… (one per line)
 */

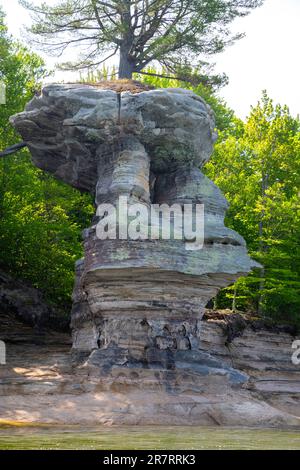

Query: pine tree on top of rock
left=20, top=0, right=263, bottom=87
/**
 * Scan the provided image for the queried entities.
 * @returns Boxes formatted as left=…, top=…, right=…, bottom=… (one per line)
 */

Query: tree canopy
left=0, top=8, right=94, bottom=310
left=20, top=0, right=263, bottom=82
left=205, top=93, right=300, bottom=325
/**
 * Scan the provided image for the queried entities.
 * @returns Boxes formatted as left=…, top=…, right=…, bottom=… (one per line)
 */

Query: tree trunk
left=119, top=46, right=134, bottom=79
left=232, top=285, right=237, bottom=313
left=257, top=168, right=268, bottom=317
left=118, top=0, right=135, bottom=79
left=258, top=217, right=266, bottom=317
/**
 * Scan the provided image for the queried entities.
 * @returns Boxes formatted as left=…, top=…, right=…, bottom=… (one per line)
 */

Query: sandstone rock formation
left=11, top=84, right=260, bottom=398
left=0, top=314, right=299, bottom=427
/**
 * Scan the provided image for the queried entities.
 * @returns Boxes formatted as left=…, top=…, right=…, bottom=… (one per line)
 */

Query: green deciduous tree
left=0, top=9, right=46, bottom=148
left=0, top=9, right=94, bottom=311
left=20, top=0, right=263, bottom=83
left=205, top=92, right=300, bottom=325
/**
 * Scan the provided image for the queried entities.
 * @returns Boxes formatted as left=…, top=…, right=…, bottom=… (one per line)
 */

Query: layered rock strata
left=0, top=314, right=299, bottom=427
left=11, top=84, right=258, bottom=384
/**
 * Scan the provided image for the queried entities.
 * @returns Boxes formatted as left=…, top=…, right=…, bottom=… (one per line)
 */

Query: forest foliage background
left=0, top=10, right=299, bottom=325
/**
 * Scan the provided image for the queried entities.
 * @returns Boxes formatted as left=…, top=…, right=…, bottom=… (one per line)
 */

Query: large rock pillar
left=11, top=84, right=258, bottom=385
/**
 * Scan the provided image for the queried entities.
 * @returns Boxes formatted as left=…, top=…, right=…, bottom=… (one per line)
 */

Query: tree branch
left=91, top=0, right=121, bottom=44
left=60, top=45, right=119, bottom=70
left=0, top=142, right=27, bottom=158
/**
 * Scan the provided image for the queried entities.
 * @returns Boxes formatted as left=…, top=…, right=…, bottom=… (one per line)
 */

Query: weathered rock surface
left=0, top=269, right=67, bottom=331
left=10, top=84, right=265, bottom=420
left=11, top=85, right=217, bottom=190
left=0, top=270, right=49, bottom=328
left=0, top=315, right=299, bottom=427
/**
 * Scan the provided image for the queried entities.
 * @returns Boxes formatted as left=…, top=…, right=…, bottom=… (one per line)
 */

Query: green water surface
left=0, top=425, right=299, bottom=450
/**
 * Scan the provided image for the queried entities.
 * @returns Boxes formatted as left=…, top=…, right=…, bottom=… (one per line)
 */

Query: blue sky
left=1, top=0, right=300, bottom=119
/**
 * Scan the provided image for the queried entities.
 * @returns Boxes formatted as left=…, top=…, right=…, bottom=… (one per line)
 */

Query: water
left=0, top=425, right=299, bottom=450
